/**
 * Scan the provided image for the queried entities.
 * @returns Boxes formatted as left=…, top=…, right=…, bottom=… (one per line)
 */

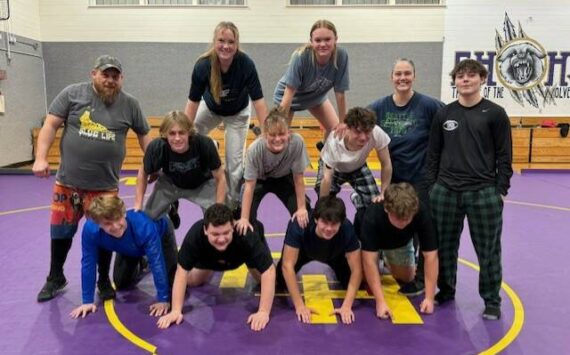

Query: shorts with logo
left=50, top=183, right=118, bottom=239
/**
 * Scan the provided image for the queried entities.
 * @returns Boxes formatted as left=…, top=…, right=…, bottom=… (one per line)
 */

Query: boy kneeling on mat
left=70, top=195, right=177, bottom=319
left=277, top=196, right=362, bottom=325
left=157, top=203, right=275, bottom=331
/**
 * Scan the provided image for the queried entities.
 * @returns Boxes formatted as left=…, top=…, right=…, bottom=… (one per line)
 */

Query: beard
left=93, top=81, right=121, bottom=105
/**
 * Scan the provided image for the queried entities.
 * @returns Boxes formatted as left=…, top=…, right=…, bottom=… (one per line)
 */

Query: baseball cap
left=93, top=55, right=122, bottom=73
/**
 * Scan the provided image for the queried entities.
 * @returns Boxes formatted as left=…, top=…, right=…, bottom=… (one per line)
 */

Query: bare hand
left=371, top=194, right=384, bottom=203
left=292, top=208, right=309, bottom=229
left=333, top=123, right=348, bottom=138
left=330, top=306, right=355, bottom=325
left=375, top=301, right=392, bottom=320
left=70, top=304, right=97, bottom=319
left=419, top=298, right=434, bottom=314
left=157, top=311, right=184, bottom=329
left=235, top=218, right=253, bottom=236
left=32, top=159, right=50, bottom=178
left=247, top=310, right=270, bottom=331
left=277, top=105, right=290, bottom=115
left=295, top=305, right=319, bottom=324
left=149, top=302, right=170, bottom=317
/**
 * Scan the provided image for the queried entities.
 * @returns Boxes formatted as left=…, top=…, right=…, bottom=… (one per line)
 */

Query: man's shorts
left=50, top=183, right=117, bottom=239
left=381, top=239, right=415, bottom=267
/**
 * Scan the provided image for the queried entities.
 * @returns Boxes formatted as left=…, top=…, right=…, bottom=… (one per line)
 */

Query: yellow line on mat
left=104, top=299, right=157, bottom=355
left=458, top=258, right=525, bottom=355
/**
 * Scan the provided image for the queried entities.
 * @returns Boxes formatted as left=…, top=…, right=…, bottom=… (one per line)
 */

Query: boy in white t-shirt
left=316, top=107, right=392, bottom=222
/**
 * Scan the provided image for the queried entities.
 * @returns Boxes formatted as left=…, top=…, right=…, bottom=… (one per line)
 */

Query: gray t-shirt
left=244, top=133, right=310, bottom=181
left=273, top=47, right=350, bottom=111
left=50, top=82, right=149, bottom=190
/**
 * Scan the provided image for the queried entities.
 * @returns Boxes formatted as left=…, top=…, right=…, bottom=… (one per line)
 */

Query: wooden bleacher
left=509, top=116, right=570, bottom=170
left=32, top=116, right=570, bottom=172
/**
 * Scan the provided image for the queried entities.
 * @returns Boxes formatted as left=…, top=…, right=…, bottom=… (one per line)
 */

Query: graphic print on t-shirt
left=307, top=77, right=333, bottom=93
left=78, top=108, right=116, bottom=142
left=383, top=112, right=417, bottom=137
left=169, top=158, right=200, bottom=174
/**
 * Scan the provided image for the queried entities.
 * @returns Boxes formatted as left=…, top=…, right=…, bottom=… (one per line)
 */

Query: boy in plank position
left=360, top=183, right=438, bottom=319
left=277, top=196, right=362, bottom=325
left=157, top=203, right=276, bottom=331
left=70, top=195, right=177, bottom=319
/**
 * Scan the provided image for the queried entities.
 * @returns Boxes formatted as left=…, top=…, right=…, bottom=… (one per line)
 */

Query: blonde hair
left=383, top=183, right=419, bottom=219
left=263, top=107, right=289, bottom=135
left=159, top=110, right=195, bottom=137
left=87, top=195, right=126, bottom=223
left=292, top=19, right=338, bottom=69
left=197, top=21, right=241, bottom=105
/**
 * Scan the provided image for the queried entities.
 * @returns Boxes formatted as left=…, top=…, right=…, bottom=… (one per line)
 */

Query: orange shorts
left=50, top=183, right=117, bottom=239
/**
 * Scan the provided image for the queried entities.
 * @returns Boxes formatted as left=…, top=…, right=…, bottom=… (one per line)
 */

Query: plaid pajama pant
left=430, top=183, right=504, bottom=307
left=314, top=162, right=380, bottom=210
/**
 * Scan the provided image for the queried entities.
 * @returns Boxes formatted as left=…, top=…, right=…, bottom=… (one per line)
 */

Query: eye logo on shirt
left=443, top=120, right=459, bottom=131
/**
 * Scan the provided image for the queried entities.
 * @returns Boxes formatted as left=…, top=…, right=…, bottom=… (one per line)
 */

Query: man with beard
left=33, top=55, right=151, bottom=302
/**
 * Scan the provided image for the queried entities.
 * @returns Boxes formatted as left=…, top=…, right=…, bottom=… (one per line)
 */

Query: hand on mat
left=235, top=218, right=253, bottom=236
left=70, top=304, right=97, bottom=319
left=420, top=298, right=434, bottom=314
left=157, top=310, right=183, bottom=329
left=247, top=310, right=269, bottom=331
left=295, top=305, right=318, bottom=324
left=149, top=302, right=170, bottom=317
left=375, top=301, right=392, bottom=320
left=292, top=208, right=309, bottom=229
left=32, top=159, right=50, bottom=178
left=331, top=306, right=355, bottom=325
left=333, top=122, right=348, bottom=138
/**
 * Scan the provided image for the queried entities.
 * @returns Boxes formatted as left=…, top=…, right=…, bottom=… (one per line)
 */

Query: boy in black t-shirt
left=277, top=196, right=362, bottom=325
left=134, top=110, right=226, bottom=226
left=157, top=204, right=275, bottom=332
left=360, top=183, right=438, bottom=318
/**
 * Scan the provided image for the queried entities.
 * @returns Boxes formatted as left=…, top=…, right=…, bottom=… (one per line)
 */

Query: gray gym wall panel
left=43, top=42, right=443, bottom=118
left=0, top=32, right=46, bottom=167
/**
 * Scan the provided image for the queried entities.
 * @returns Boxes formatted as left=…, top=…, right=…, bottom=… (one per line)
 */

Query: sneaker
left=434, top=291, right=455, bottom=305
left=316, top=141, right=324, bottom=151
left=97, top=279, right=116, bottom=301
left=482, top=305, right=501, bottom=320
left=168, top=202, right=181, bottom=230
left=398, top=282, right=425, bottom=297
left=37, top=277, right=68, bottom=302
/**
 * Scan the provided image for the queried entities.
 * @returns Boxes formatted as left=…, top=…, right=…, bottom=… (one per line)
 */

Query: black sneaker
left=168, top=202, right=181, bottom=230
left=97, top=279, right=116, bottom=301
left=482, top=305, right=501, bottom=320
left=37, top=277, right=68, bottom=302
left=434, top=291, right=455, bottom=305
left=398, top=282, right=425, bottom=297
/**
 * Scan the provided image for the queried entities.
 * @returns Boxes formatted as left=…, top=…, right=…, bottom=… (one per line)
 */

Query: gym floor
left=0, top=171, right=568, bottom=354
